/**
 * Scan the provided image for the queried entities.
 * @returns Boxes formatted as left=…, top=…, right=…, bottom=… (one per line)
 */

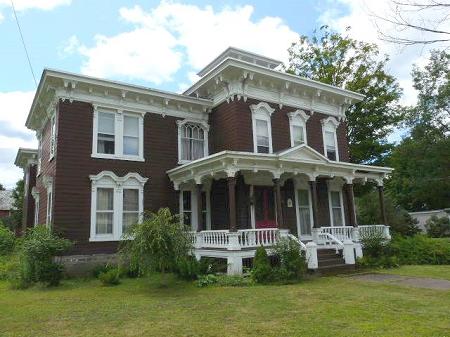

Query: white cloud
left=317, top=0, right=447, bottom=106
left=0, top=91, right=37, bottom=189
left=69, top=2, right=299, bottom=85
left=0, top=0, right=71, bottom=11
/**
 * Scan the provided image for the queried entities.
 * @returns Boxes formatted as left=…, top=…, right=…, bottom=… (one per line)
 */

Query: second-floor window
left=251, top=102, right=274, bottom=154
left=255, top=119, right=270, bottom=153
left=49, top=114, right=56, bottom=159
left=321, top=117, right=340, bottom=161
left=177, top=120, right=209, bottom=163
left=93, top=109, right=144, bottom=161
left=288, top=110, right=309, bottom=147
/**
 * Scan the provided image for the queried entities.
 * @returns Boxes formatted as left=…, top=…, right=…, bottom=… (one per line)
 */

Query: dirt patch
left=352, top=273, right=450, bottom=290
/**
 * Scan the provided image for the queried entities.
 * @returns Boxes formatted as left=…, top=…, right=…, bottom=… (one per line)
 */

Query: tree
left=374, top=0, right=450, bottom=46
left=120, top=208, right=192, bottom=286
left=286, top=26, right=403, bottom=165
left=9, top=180, right=24, bottom=232
left=0, top=183, right=4, bottom=191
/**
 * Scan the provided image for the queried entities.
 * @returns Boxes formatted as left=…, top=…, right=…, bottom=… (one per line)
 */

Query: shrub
left=92, top=263, right=117, bottom=278
left=251, top=246, right=272, bottom=283
left=176, top=256, right=200, bottom=280
left=357, top=255, right=400, bottom=269
left=272, top=238, right=307, bottom=282
left=358, top=232, right=398, bottom=269
left=16, top=225, right=72, bottom=288
left=426, top=216, right=450, bottom=238
left=391, top=235, right=450, bottom=265
left=0, top=224, right=15, bottom=255
left=98, top=268, right=121, bottom=286
left=196, top=274, right=218, bottom=287
left=199, top=257, right=227, bottom=274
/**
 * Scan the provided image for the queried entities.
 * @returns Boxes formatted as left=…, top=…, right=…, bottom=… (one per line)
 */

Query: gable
left=278, top=144, right=328, bottom=163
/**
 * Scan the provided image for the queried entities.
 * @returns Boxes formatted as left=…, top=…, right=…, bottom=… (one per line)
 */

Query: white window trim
left=321, top=116, right=340, bottom=161
left=250, top=102, right=274, bottom=154
left=49, top=113, right=56, bottom=161
left=176, top=119, right=209, bottom=164
left=89, top=171, right=148, bottom=242
left=179, top=183, right=211, bottom=231
left=37, top=133, right=42, bottom=176
left=288, top=109, right=310, bottom=147
left=327, top=179, right=346, bottom=227
left=42, top=176, right=53, bottom=226
left=92, top=107, right=145, bottom=162
left=293, top=178, right=314, bottom=238
left=31, top=187, right=40, bottom=226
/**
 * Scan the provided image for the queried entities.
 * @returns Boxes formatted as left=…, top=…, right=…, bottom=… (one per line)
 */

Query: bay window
left=90, top=171, right=147, bottom=241
left=251, top=102, right=274, bottom=154
left=93, top=108, right=144, bottom=161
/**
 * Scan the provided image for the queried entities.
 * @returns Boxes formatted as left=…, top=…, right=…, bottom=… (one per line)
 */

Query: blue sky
left=0, top=0, right=431, bottom=188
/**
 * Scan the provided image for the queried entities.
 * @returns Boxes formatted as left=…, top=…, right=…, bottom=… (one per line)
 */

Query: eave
left=14, top=148, right=38, bottom=169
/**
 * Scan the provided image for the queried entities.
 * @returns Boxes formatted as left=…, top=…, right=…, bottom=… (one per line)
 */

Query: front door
left=254, top=186, right=277, bottom=228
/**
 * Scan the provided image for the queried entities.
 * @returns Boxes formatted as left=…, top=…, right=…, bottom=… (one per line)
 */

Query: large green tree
left=286, top=26, right=403, bottom=164
left=10, top=180, right=24, bottom=231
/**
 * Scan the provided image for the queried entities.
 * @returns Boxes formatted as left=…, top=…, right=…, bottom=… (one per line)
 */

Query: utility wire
left=10, top=0, right=38, bottom=88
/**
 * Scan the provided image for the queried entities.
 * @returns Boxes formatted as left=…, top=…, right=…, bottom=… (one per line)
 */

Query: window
left=90, top=171, right=147, bottom=241
left=37, top=136, right=42, bottom=175
left=123, top=189, right=139, bottom=233
left=297, top=189, right=312, bottom=236
left=46, top=190, right=53, bottom=225
left=177, top=120, right=209, bottom=163
left=181, top=124, right=205, bottom=161
left=49, top=115, right=56, bottom=159
left=288, top=110, right=309, bottom=147
left=123, top=116, right=139, bottom=156
left=96, top=188, right=114, bottom=234
left=182, top=191, right=192, bottom=227
left=251, top=102, right=274, bottom=154
left=97, top=112, right=115, bottom=155
left=321, top=117, right=340, bottom=161
left=93, top=109, right=144, bottom=161
left=330, top=191, right=344, bottom=226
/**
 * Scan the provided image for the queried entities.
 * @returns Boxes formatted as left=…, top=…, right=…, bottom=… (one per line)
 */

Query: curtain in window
left=256, top=119, right=269, bottom=152
left=181, top=124, right=205, bottom=160
left=293, top=125, right=304, bottom=146
left=330, top=191, right=343, bottom=226
left=123, top=116, right=139, bottom=156
left=98, top=112, right=115, bottom=154
left=298, top=190, right=311, bottom=235
left=96, top=188, right=114, bottom=234
left=123, top=189, right=139, bottom=232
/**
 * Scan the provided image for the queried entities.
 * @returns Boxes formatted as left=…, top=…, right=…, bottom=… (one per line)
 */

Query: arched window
left=321, top=117, right=340, bottom=161
left=177, top=120, right=209, bottom=163
left=288, top=110, right=310, bottom=147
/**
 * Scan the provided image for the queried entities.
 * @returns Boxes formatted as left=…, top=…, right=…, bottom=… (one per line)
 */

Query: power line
left=10, top=0, right=37, bottom=88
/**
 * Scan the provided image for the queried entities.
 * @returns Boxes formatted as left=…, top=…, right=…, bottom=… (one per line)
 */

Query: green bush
left=0, top=224, right=15, bottom=255
left=199, top=257, right=227, bottom=274
left=391, top=235, right=450, bottom=265
left=272, top=238, right=307, bottom=281
left=357, top=255, right=400, bottom=269
left=358, top=232, right=397, bottom=269
left=176, top=256, right=200, bottom=280
left=196, top=274, right=218, bottom=287
left=16, top=225, right=72, bottom=288
left=98, top=268, right=121, bottom=286
left=251, top=246, right=273, bottom=283
left=426, top=216, right=450, bottom=238
left=92, top=263, right=117, bottom=278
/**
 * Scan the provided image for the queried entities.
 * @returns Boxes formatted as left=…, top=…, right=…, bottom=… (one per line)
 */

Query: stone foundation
left=55, top=254, right=118, bottom=277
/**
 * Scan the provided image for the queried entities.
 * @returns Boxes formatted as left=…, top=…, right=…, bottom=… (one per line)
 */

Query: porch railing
left=315, top=225, right=391, bottom=244
left=238, top=228, right=279, bottom=248
left=358, top=225, right=391, bottom=240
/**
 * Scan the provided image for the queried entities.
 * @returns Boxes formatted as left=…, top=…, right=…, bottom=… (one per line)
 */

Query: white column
left=306, top=242, right=318, bottom=269
left=343, top=239, right=356, bottom=265
left=354, top=243, right=363, bottom=259
left=227, top=232, right=241, bottom=251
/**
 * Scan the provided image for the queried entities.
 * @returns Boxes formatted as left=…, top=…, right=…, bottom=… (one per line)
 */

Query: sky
left=0, top=0, right=443, bottom=189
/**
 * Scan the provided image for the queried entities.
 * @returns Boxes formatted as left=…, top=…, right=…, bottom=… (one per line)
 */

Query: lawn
left=0, top=266, right=449, bottom=337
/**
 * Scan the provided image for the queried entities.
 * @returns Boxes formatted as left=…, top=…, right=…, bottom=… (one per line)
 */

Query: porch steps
left=316, top=249, right=355, bottom=275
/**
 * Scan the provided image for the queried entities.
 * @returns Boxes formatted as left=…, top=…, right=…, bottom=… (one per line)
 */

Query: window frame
left=92, top=107, right=145, bottom=162
left=89, top=171, right=147, bottom=242
left=321, top=116, right=340, bottom=161
left=37, top=134, right=42, bottom=176
left=49, top=113, right=57, bottom=161
left=179, top=184, right=211, bottom=231
left=177, top=119, right=209, bottom=164
left=31, top=187, right=40, bottom=226
left=327, top=187, right=346, bottom=227
left=288, top=110, right=310, bottom=147
left=250, top=102, right=274, bottom=154
left=293, top=179, right=314, bottom=238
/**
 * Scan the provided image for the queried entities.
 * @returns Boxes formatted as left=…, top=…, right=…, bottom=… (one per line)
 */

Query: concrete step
left=317, top=264, right=356, bottom=276
left=318, top=257, right=346, bottom=267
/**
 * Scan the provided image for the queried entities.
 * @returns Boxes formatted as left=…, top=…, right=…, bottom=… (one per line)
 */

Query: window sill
left=91, top=153, right=145, bottom=162
left=89, top=236, right=118, bottom=242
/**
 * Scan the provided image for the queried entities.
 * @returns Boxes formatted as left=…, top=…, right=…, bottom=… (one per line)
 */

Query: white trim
left=89, top=171, right=147, bottom=242
left=288, top=109, right=310, bottom=147
left=250, top=102, right=274, bottom=154
left=49, top=112, right=56, bottom=161
left=92, top=107, right=145, bottom=162
left=44, top=178, right=53, bottom=226
left=327, top=180, right=346, bottom=227
left=37, top=134, right=42, bottom=176
left=31, top=187, right=40, bottom=226
left=321, top=116, right=340, bottom=161
left=179, top=183, right=211, bottom=231
left=177, top=119, right=209, bottom=164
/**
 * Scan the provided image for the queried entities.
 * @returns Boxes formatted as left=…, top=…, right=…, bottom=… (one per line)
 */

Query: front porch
left=167, top=145, right=393, bottom=275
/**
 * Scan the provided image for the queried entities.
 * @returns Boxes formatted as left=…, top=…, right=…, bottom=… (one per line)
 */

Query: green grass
left=0, top=267, right=449, bottom=337
left=378, top=265, right=450, bottom=281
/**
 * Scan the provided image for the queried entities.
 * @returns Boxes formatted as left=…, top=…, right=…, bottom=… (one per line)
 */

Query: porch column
left=377, top=184, right=388, bottom=225
left=309, top=180, right=319, bottom=228
left=227, top=176, right=237, bottom=232
left=345, top=183, right=357, bottom=227
left=196, top=183, right=203, bottom=232
left=273, top=178, right=284, bottom=229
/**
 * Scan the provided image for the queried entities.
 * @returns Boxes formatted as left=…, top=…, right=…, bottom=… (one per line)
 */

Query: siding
left=53, top=100, right=180, bottom=254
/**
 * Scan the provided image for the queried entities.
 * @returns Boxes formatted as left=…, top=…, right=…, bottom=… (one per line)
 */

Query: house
left=0, top=190, right=13, bottom=219
left=409, top=209, right=450, bottom=232
left=15, top=47, right=392, bottom=275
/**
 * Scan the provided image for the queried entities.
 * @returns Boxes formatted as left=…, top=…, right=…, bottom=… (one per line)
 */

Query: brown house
left=15, top=48, right=392, bottom=274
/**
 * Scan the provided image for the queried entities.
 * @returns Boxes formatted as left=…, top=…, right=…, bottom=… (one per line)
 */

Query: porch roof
left=167, top=144, right=393, bottom=188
